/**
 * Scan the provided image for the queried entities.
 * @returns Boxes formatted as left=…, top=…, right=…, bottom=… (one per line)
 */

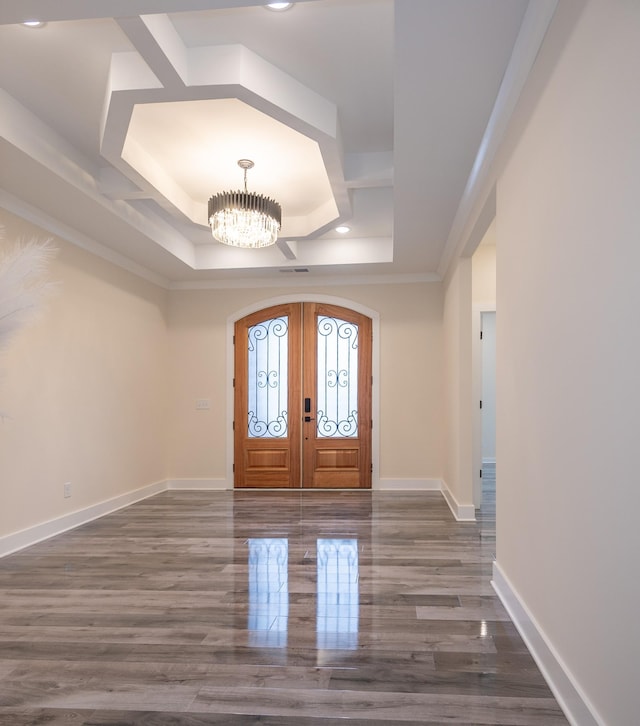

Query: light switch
left=195, top=398, right=211, bottom=410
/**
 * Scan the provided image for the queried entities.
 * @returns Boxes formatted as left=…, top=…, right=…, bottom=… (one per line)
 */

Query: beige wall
left=496, top=1, right=640, bottom=723
left=471, top=230, right=496, bottom=306
left=442, top=257, right=473, bottom=510
left=0, top=211, right=169, bottom=539
left=166, top=283, right=444, bottom=483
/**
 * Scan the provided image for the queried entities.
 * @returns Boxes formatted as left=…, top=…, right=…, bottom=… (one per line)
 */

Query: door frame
left=227, top=294, right=380, bottom=488
left=472, top=302, right=496, bottom=509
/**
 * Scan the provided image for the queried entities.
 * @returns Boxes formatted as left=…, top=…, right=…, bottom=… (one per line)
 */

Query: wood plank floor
left=0, top=489, right=568, bottom=725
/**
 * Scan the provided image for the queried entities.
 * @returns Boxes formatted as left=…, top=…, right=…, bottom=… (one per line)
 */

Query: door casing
left=226, top=295, right=380, bottom=489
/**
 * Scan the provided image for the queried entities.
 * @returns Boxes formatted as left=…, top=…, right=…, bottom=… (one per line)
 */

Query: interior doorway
left=471, top=221, right=496, bottom=513
left=233, top=302, right=372, bottom=488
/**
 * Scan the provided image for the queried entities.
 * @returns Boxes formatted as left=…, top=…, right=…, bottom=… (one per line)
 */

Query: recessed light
left=265, top=3, right=294, bottom=11
left=22, top=20, right=45, bottom=28
left=335, top=225, right=351, bottom=234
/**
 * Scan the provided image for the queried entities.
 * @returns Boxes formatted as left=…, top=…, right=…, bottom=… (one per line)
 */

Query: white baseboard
left=0, top=480, right=167, bottom=558
left=492, top=561, right=603, bottom=726
left=375, top=478, right=442, bottom=491
left=167, top=478, right=230, bottom=490
left=441, top=480, right=476, bottom=521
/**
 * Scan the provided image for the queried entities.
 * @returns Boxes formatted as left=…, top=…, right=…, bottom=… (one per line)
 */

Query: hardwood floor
left=0, top=489, right=568, bottom=725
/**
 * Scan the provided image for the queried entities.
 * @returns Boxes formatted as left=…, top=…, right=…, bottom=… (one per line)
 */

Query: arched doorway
left=233, top=302, right=372, bottom=488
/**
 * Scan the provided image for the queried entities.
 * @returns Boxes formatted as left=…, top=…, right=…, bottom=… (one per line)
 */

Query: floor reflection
left=247, top=538, right=288, bottom=647
left=317, top=538, right=359, bottom=650
left=246, top=537, right=359, bottom=650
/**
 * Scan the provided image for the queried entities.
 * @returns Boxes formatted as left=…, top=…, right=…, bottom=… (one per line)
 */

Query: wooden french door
left=234, top=302, right=372, bottom=488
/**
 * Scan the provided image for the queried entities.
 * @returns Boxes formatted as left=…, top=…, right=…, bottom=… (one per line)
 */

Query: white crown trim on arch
left=226, top=294, right=381, bottom=489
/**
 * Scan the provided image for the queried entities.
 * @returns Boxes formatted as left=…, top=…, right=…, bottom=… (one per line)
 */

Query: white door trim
left=472, top=303, right=497, bottom=508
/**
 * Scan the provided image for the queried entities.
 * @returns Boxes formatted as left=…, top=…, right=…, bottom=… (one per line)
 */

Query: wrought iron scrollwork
left=316, top=409, right=358, bottom=437
left=247, top=411, right=288, bottom=438
left=248, top=316, right=289, bottom=438
left=316, top=316, right=359, bottom=438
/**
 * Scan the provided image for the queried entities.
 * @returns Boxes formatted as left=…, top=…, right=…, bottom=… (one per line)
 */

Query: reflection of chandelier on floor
left=208, top=159, right=282, bottom=249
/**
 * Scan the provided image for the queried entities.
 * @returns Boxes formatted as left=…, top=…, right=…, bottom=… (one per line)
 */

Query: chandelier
left=208, top=159, right=282, bottom=248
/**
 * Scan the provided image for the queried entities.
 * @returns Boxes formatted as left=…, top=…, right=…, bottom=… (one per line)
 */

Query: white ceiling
left=0, top=0, right=556, bottom=288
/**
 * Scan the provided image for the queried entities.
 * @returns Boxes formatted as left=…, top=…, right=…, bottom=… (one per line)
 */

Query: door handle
left=304, top=415, right=315, bottom=423
left=304, top=397, right=311, bottom=413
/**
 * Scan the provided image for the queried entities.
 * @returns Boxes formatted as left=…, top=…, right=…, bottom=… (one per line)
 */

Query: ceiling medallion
left=208, top=159, right=282, bottom=249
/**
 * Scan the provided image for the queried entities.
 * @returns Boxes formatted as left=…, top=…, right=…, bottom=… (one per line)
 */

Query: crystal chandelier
left=208, top=159, right=282, bottom=248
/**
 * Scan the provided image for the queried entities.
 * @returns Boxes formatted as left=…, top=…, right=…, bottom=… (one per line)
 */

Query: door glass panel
left=316, top=316, right=358, bottom=438
left=247, top=316, right=288, bottom=438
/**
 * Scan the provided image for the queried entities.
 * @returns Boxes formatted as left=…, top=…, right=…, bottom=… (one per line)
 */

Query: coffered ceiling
left=0, top=0, right=557, bottom=287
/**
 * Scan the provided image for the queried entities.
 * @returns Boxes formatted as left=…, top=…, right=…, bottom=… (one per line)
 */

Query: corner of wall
left=441, top=479, right=476, bottom=522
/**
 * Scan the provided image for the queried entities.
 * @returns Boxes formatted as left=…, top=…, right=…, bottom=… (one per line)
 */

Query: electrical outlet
left=195, top=398, right=211, bottom=410
left=63, top=482, right=71, bottom=498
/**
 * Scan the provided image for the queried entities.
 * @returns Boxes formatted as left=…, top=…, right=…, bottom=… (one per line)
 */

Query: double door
left=234, top=302, right=372, bottom=488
